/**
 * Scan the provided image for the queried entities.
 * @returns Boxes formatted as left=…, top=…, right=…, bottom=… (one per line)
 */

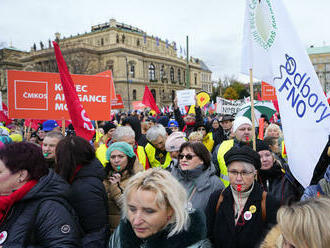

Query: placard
left=176, top=89, right=195, bottom=107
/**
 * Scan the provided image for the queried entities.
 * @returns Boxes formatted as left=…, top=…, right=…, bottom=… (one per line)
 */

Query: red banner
left=111, top=94, right=124, bottom=109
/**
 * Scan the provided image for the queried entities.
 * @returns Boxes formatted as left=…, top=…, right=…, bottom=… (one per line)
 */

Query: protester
left=256, top=141, right=302, bottom=204
left=42, top=131, right=64, bottom=169
left=209, top=118, right=225, bottom=149
left=0, top=142, right=81, bottom=247
left=168, top=120, right=179, bottom=133
left=122, top=116, right=148, bottom=147
left=213, top=116, right=263, bottom=186
left=271, top=197, right=330, bottom=248
left=301, top=165, right=330, bottom=200
left=104, top=142, right=143, bottom=233
left=264, top=123, right=285, bottom=160
left=108, top=168, right=212, bottom=247
left=165, top=131, right=187, bottom=171
left=171, top=142, right=224, bottom=211
left=55, top=136, right=109, bottom=248
left=195, top=123, right=214, bottom=152
left=42, top=120, right=61, bottom=132
left=219, top=114, right=234, bottom=140
left=188, top=131, right=204, bottom=143
left=95, top=122, right=117, bottom=166
left=145, top=124, right=172, bottom=169
left=112, top=126, right=149, bottom=170
left=206, top=146, right=280, bottom=248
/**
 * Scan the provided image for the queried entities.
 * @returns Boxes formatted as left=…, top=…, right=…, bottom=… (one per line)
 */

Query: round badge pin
left=244, top=211, right=252, bottom=221
left=249, top=205, right=257, bottom=214
left=0, top=231, right=8, bottom=245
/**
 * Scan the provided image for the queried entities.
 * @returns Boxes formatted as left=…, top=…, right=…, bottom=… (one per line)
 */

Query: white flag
left=241, top=0, right=330, bottom=188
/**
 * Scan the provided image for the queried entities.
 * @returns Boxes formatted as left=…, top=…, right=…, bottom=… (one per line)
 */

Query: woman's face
left=212, top=121, right=219, bottom=129
left=258, top=150, right=274, bottom=170
left=267, top=128, right=280, bottom=138
left=0, top=159, right=20, bottom=196
left=109, top=150, right=128, bottom=172
left=228, top=161, right=256, bottom=192
left=179, top=147, right=203, bottom=171
left=197, top=127, right=207, bottom=137
left=269, top=141, right=279, bottom=154
left=127, top=189, right=173, bottom=239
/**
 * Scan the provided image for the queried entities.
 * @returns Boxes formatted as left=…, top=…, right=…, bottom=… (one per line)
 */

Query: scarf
left=0, top=180, right=38, bottom=224
left=69, top=165, right=83, bottom=184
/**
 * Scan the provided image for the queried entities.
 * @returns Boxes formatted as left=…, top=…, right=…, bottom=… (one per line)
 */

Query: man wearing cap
left=42, top=120, right=61, bottom=133
left=167, top=120, right=179, bottom=133
left=212, top=116, right=261, bottom=186
left=145, top=124, right=172, bottom=169
left=95, top=122, right=117, bottom=166
left=220, top=114, right=235, bottom=140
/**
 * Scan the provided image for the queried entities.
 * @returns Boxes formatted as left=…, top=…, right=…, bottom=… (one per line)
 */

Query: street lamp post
left=125, top=57, right=131, bottom=112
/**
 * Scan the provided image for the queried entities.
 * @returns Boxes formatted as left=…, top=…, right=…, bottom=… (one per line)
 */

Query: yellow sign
left=196, top=91, right=210, bottom=107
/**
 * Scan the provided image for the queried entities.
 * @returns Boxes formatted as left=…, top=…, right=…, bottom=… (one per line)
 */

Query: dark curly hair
left=0, top=142, right=48, bottom=180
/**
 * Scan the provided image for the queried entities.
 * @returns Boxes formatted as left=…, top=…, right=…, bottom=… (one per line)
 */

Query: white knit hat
left=165, top=132, right=186, bottom=152
left=232, top=116, right=252, bottom=133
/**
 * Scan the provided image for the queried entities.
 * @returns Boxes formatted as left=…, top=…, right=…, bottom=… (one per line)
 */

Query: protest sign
left=132, top=101, right=146, bottom=110
left=261, top=81, right=277, bottom=101
left=7, top=70, right=111, bottom=120
left=196, top=91, right=210, bottom=107
left=176, top=89, right=195, bottom=107
left=216, top=97, right=245, bottom=115
left=111, top=94, right=124, bottom=109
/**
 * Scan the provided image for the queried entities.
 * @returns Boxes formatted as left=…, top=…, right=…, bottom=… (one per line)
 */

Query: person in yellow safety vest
left=95, top=122, right=117, bottom=166
left=195, top=124, right=214, bottom=152
left=145, top=124, right=172, bottom=169
left=104, top=126, right=149, bottom=170
left=212, top=116, right=263, bottom=187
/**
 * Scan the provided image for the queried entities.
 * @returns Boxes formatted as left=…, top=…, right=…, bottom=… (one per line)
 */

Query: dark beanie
left=103, top=122, right=116, bottom=134
left=224, top=146, right=261, bottom=170
left=256, top=140, right=271, bottom=152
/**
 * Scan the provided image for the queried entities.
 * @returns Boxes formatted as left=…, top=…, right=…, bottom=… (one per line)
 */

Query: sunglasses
left=178, top=154, right=196, bottom=160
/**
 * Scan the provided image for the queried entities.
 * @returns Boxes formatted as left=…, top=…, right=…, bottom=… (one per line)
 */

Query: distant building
left=0, top=19, right=213, bottom=108
left=307, top=45, right=330, bottom=93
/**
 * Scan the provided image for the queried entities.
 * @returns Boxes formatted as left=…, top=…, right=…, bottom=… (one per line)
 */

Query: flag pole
left=249, top=68, right=256, bottom=150
left=62, top=119, right=65, bottom=136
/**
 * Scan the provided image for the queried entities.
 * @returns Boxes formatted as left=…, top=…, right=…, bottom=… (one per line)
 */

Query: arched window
left=151, top=89, right=156, bottom=101
left=116, top=34, right=119, bottom=43
left=130, top=64, right=135, bottom=78
left=122, top=35, right=125, bottom=43
left=149, top=63, right=155, bottom=81
left=170, top=67, right=174, bottom=82
left=171, top=90, right=175, bottom=101
left=133, top=89, right=137, bottom=100
left=194, top=73, right=197, bottom=85
left=160, top=65, right=165, bottom=79
left=177, top=69, right=181, bottom=83
left=137, top=39, right=140, bottom=46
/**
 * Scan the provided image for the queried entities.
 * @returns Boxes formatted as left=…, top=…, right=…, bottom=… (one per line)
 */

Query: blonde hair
left=264, top=124, right=283, bottom=138
left=277, top=197, right=330, bottom=248
left=122, top=168, right=189, bottom=237
left=188, top=131, right=203, bottom=142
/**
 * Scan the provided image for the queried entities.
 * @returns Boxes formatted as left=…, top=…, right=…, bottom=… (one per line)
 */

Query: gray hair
left=112, top=126, right=135, bottom=141
left=146, top=124, right=167, bottom=142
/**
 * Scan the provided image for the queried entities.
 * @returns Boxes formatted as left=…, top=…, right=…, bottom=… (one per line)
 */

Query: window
left=177, top=69, right=181, bottom=83
left=170, top=67, right=174, bottom=82
left=116, top=34, right=119, bottom=43
left=151, top=89, right=156, bottom=101
left=194, top=73, right=197, bottom=85
left=122, top=35, right=125, bottom=43
left=133, top=89, right=137, bottom=100
left=130, top=65, right=135, bottom=78
left=101, top=38, right=104, bottom=46
left=137, top=39, right=140, bottom=46
left=183, top=70, right=186, bottom=84
left=171, top=90, right=175, bottom=101
left=149, top=63, right=155, bottom=81
left=160, top=65, right=165, bottom=79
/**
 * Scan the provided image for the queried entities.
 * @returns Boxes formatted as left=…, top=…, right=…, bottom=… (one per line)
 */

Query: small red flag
left=142, top=86, right=160, bottom=114
left=53, top=42, right=95, bottom=141
left=0, top=103, right=12, bottom=125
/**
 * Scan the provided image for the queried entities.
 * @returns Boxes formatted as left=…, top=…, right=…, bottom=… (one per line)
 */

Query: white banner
left=216, top=97, right=245, bottom=115
left=176, top=89, right=195, bottom=107
left=241, top=0, right=330, bottom=187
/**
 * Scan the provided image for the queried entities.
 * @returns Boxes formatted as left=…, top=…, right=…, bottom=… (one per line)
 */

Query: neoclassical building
left=0, top=19, right=213, bottom=109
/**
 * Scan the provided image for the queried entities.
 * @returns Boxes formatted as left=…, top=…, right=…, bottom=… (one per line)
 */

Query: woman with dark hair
left=209, top=118, right=225, bottom=149
left=195, top=123, right=215, bottom=152
left=0, top=142, right=81, bottom=247
left=171, top=142, right=224, bottom=211
left=104, top=142, right=144, bottom=233
left=55, top=136, right=109, bottom=248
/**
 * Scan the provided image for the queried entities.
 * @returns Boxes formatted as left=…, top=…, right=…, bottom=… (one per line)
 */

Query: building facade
left=0, top=19, right=213, bottom=109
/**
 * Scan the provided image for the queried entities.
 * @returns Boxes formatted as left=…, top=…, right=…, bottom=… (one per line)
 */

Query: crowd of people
left=0, top=99, right=329, bottom=248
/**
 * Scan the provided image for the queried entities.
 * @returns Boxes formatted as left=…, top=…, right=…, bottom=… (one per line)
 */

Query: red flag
left=53, top=42, right=95, bottom=141
left=24, top=119, right=43, bottom=131
left=142, top=86, right=160, bottom=114
left=0, top=103, right=12, bottom=125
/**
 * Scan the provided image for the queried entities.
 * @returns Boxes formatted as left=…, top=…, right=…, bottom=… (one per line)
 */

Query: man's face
left=220, top=120, right=233, bottom=131
left=42, top=137, right=61, bottom=159
left=151, top=135, right=166, bottom=151
left=235, top=124, right=252, bottom=142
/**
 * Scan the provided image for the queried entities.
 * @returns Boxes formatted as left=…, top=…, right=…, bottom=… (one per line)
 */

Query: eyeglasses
left=178, top=154, right=197, bottom=160
left=228, top=170, right=254, bottom=177
left=197, top=127, right=206, bottom=131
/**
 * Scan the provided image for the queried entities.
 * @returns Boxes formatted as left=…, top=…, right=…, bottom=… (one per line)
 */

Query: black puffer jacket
left=69, top=158, right=109, bottom=248
left=0, top=169, right=81, bottom=247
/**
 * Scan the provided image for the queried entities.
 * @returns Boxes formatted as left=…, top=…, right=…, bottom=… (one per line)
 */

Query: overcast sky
left=1, top=0, right=330, bottom=82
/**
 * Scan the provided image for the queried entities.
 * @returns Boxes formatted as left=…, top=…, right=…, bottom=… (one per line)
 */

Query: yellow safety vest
left=203, top=132, right=214, bottom=152
left=137, top=145, right=148, bottom=170
left=217, top=139, right=234, bottom=187
left=95, top=144, right=108, bottom=167
left=145, top=143, right=172, bottom=169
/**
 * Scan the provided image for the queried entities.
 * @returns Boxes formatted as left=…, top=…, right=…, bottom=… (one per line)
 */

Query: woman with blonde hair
left=261, top=197, right=330, bottom=248
left=109, top=168, right=211, bottom=248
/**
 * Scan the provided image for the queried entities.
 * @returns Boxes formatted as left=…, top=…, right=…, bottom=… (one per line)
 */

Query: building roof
left=307, top=46, right=330, bottom=55
left=199, top=60, right=211, bottom=72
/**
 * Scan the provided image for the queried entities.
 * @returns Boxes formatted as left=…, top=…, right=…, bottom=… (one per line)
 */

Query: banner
left=111, top=94, right=125, bottom=109
left=216, top=97, right=245, bottom=114
left=7, top=70, right=111, bottom=120
left=261, top=81, right=277, bottom=101
left=241, top=0, right=330, bottom=187
left=132, top=101, right=146, bottom=110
